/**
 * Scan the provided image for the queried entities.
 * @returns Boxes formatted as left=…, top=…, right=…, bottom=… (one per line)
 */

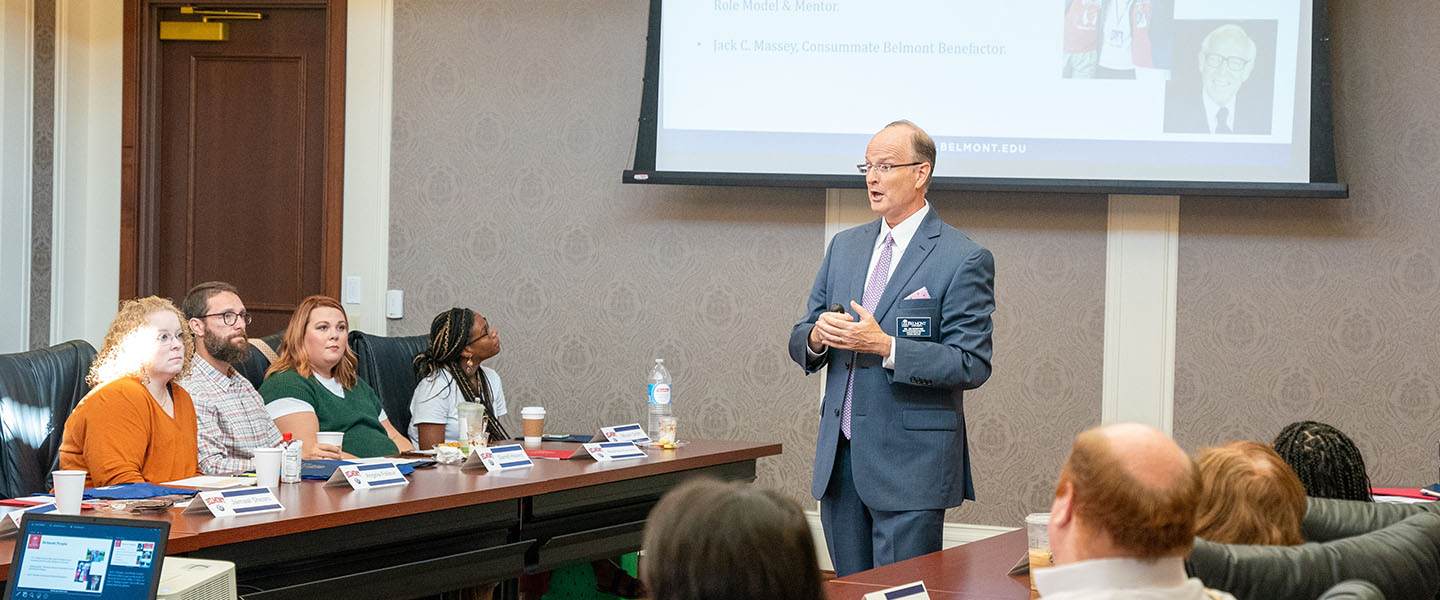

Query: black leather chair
left=1319, top=580, right=1385, bottom=600
left=0, top=340, right=97, bottom=498
left=233, top=331, right=285, bottom=390
left=348, top=331, right=427, bottom=436
left=1189, top=511, right=1440, bottom=600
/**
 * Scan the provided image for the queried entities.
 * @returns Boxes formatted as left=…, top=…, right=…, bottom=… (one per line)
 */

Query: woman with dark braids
left=409, top=308, right=510, bottom=450
left=1273, top=420, right=1373, bottom=502
left=412, top=309, right=644, bottom=598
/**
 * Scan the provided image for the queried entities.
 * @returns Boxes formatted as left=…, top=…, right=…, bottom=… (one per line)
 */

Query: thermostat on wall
left=385, top=290, right=403, bottom=319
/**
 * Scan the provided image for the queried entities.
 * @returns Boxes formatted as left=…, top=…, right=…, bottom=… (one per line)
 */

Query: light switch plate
left=385, top=290, right=403, bottom=319
left=344, top=276, right=362, bottom=304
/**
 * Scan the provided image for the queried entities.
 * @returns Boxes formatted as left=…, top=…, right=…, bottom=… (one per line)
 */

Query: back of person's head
left=1273, top=421, right=1372, bottom=502
left=643, top=479, right=824, bottom=600
left=1054, top=423, right=1200, bottom=560
left=265, top=295, right=357, bottom=388
left=1195, top=441, right=1306, bottom=545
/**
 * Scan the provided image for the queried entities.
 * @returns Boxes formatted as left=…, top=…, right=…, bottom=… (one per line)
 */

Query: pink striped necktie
left=841, top=232, right=894, bottom=439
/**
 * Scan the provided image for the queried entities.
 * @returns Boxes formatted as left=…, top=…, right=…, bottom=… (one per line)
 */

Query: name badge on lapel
left=897, top=317, right=932, bottom=338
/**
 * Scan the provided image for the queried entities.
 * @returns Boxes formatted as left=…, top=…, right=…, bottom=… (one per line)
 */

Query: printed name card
left=584, top=442, right=647, bottom=462
left=182, top=488, right=284, bottom=517
left=461, top=444, right=535, bottom=473
left=0, top=504, right=56, bottom=534
left=325, top=463, right=410, bottom=489
left=597, top=424, right=650, bottom=444
left=897, top=317, right=932, bottom=338
left=863, top=581, right=930, bottom=600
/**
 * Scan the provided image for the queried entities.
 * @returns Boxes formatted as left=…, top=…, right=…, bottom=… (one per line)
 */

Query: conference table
left=0, top=440, right=781, bottom=600
left=826, top=529, right=1036, bottom=600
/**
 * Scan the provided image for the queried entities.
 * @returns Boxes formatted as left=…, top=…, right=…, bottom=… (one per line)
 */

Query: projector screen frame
left=625, top=0, right=1347, bottom=199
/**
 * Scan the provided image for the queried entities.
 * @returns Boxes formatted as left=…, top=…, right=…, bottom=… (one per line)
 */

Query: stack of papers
left=162, top=476, right=256, bottom=491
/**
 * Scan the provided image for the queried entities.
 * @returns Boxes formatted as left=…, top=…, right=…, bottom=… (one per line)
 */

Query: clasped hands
left=808, top=301, right=892, bottom=357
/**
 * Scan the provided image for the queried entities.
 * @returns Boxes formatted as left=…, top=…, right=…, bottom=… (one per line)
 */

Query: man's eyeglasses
left=201, top=311, right=253, bottom=326
left=857, top=162, right=925, bottom=175
left=1203, top=53, right=1250, bottom=72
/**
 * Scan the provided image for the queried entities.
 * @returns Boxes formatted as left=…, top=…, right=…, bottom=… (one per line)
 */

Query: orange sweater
left=58, top=377, right=202, bottom=487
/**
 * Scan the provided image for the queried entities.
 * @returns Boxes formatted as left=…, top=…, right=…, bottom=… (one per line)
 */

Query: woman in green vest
left=260, top=295, right=414, bottom=458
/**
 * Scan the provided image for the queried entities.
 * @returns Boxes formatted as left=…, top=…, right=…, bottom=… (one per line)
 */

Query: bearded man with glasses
left=178, top=281, right=284, bottom=475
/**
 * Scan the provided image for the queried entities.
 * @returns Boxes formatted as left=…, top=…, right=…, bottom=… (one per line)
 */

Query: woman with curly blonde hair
left=58, top=296, right=203, bottom=487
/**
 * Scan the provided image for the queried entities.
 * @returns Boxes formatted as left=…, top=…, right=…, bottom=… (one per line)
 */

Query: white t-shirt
left=1097, top=0, right=1135, bottom=69
left=407, top=367, right=507, bottom=445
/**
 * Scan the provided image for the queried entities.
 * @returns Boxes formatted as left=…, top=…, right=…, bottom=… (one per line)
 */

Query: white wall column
left=0, top=0, right=35, bottom=353
left=51, top=0, right=121, bottom=348
left=342, top=0, right=395, bottom=335
left=1101, top=194, right=1179, bottom=434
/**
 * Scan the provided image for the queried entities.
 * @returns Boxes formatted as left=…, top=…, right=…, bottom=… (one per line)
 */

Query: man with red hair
left=1038, top=423, right=1235, bottom=599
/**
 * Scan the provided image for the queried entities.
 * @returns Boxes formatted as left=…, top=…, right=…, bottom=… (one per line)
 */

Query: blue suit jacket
left=789, top=207, right=994, bottom=511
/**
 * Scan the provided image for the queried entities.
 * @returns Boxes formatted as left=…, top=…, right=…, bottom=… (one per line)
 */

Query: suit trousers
left=819, top=436, right=945, bottom=577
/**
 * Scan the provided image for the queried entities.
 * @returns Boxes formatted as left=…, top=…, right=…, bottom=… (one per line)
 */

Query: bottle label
left=648, top=383, right=671, bottom=404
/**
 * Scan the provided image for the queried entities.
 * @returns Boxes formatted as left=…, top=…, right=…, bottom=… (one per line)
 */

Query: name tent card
left=0, top=504, right=56, bottom=535
left=183, top=488, right=284, bottom=517
left=461, top=444, right=535, bottom=473
left=862, top=581, right=930, bottom=600
left=584, top=442, right=647, bottom=462
left=596, top=424, right=650, bottom=444
left=325, top=463, right=409, bottom=489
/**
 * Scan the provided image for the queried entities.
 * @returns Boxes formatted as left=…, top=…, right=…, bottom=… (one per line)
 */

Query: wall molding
left=340, top=0, right=394, bottom=335
left=0, top=0, right=35, bottom=353
left=1102, top=194, right=1179, bottom=433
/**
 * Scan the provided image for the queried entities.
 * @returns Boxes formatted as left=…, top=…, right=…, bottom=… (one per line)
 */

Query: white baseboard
left=804, top=509, right=1018, bottom=572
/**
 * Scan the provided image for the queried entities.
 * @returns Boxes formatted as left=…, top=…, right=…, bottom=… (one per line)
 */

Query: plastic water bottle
left=280, top=433, right=302, bottom=483
left=647, top=359, right=673, bottom=441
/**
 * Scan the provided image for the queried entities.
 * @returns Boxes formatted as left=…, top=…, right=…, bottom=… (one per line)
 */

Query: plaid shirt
left=179, top=357, right=284, bottom=475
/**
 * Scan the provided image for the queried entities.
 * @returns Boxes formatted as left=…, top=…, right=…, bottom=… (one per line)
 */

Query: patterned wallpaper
left=30, top=0, right=55, bottom=350
left=1174, top=4, right=1440, bottom=489
left=389, top=0, right=1105, bottom=527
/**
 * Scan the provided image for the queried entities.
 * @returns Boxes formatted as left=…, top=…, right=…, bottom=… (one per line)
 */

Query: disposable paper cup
left=52, top=470, right=86, bottom=515
left=521, top=406, right=546, bottom=444
left=252, top=448, right=283, bottom=490
left=1025, top=512, right=1053, bottom=590
left=316, top=431, right=344, bottom=448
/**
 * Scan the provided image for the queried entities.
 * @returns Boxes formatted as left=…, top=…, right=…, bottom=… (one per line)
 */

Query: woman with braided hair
left=409, top=308, right=510, bottom=450
left=1273, top=420, right=1373, bottom=502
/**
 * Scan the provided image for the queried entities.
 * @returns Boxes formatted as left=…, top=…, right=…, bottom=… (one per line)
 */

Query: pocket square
left=904, top=287, right=931, bottom=300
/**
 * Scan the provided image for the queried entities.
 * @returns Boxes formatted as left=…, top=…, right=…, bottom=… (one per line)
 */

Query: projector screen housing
left=625, top=0, right=1345, bottom=198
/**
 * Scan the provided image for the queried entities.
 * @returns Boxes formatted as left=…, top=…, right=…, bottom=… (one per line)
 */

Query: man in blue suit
left=789, top=121, right=995, bottom=576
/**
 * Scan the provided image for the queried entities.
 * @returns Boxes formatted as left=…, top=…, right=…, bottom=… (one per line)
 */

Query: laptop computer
left=4, top=512, right=170, bottom=600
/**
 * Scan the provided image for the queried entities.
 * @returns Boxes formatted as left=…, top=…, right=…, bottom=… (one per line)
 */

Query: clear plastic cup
left=1025, top=512, right=1053, bottom=590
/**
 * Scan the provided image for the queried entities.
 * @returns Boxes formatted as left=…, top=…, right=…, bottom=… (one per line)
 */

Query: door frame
left=119, top=0, right=346, bottom=301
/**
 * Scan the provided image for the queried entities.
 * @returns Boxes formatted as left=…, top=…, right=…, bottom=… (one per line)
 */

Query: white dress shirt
left=1202, top=91, right=1238, bottom=134
left=1033, top=556, right=1236, bottom=600
left=810, top=202, right=932, bottom=370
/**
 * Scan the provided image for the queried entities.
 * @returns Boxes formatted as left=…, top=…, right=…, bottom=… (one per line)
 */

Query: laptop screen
left=4, top=513, right=170, bottom=600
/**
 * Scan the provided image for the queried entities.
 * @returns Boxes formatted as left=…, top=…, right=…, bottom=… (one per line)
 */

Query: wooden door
left=122, top=1, right=345, bottom=336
